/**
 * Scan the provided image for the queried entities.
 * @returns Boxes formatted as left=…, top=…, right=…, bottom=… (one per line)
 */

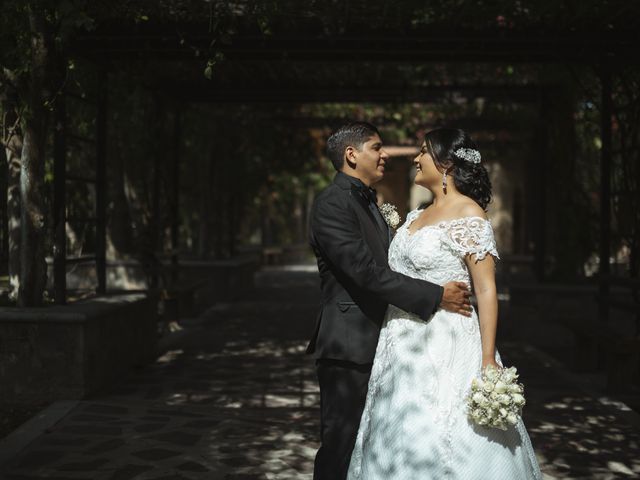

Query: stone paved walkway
left=1, top=267, right=639, bottom=479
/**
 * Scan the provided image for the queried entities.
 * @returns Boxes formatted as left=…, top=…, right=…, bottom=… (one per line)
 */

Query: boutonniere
left=379, top=203, right=400, bottom=229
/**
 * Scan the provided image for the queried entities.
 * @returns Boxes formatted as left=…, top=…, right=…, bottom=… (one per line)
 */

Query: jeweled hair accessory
left=454, top=148, right=481, bottom=164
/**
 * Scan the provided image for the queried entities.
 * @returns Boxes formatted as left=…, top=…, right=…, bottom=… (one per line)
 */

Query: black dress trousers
left=313, top=359, right=373, bottom=480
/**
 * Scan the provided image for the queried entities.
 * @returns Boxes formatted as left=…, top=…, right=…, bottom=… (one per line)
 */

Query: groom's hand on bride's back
left=441, top=282, right=472, bottom=317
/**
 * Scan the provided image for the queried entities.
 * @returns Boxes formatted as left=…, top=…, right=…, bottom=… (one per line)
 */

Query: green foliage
left=1, top=0, right=638, bottom=274
left=0, top=1, right=94, bottom=78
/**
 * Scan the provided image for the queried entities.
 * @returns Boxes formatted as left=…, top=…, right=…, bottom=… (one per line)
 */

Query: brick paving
left=1, top=267, right=639, bottom=479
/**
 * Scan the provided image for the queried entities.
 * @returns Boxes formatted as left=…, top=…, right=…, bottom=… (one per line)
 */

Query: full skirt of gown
left=347, top=213, right=542, bottom=480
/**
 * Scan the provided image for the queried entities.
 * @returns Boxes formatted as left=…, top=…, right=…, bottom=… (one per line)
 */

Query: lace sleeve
left=441, top=217, right=499, bottom=262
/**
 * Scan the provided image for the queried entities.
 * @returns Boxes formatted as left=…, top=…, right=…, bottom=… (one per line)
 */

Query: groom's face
left=347, top=134, right=389, bottom=186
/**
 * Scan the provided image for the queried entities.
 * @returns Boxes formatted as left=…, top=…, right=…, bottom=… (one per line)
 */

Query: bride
left=347, top=128, right=542, bottom=479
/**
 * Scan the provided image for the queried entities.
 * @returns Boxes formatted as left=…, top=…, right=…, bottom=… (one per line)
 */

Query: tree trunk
left=108, top=149, right=133, bottom=255
left=19, top=118, right=47, bottom=306
left=0, top=139, right=5, bottom=273
left=2, top=99, right=22, bottom=300
left=17, top=5, right=52, bottom=306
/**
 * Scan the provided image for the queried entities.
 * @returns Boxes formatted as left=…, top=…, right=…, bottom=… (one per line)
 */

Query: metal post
left=599, top=63, right=612, bottom=323
left=53, top=93, right=67, bottom=304
left=95, top=71, right=107, bottom=294
left=533, top=89, right=548, bottom=282
left=151, top=101, right=162, bottom=289
left=171, top=108, right=181, bottom=284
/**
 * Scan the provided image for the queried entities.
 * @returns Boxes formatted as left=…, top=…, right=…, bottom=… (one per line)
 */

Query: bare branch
left=1, top=105, right=22, bottom=153
left=0, top=66, right=25, bottom=104
left=2, top=119, right=20, bottom=146
left=0, top=66, right=19, bottom=88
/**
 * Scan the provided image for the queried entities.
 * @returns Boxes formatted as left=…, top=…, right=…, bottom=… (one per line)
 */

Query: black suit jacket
left=307, top=172, right=444, bottom=364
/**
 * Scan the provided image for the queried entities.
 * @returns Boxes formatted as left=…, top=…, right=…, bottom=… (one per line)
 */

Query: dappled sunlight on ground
left=2, top=269, right=639, bottom=479
left=528, top=395, right=640, bottom=478
left=500, top=343, right=640, bottom=479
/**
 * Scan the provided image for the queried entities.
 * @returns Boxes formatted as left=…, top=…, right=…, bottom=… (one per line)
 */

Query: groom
left=308, top=122, right=472, bottom=480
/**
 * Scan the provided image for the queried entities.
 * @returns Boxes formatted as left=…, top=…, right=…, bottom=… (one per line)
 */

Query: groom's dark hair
left=326, top=122, right=380, bottom=170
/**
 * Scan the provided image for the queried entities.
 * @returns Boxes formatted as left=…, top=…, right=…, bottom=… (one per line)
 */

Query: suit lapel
left=333, top=172, right=391, bottom=252
left=385, top=221, right=392, bottom=250
left=350, top=185, right=390, bottom=251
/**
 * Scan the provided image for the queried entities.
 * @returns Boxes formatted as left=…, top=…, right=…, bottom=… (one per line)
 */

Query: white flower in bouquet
left=466, top=364, right=526, bottom=431
left=502, top=367, right=518, bottom=383
left=494, top=380, right=508, bottom=394
left=379, top=203, right=401, bottom=229
left=508, top=383, right=523, bottom=394
left=470, top=409, right=483, bottom=424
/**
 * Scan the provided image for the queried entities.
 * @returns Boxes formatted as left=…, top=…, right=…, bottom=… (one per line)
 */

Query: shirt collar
left=335, top=171, right=369, bottom=191
left=335, top=172, right=377, bottom=203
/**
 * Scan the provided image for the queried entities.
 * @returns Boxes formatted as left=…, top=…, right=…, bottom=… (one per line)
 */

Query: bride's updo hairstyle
left=424, top=128, right=492, bottom=210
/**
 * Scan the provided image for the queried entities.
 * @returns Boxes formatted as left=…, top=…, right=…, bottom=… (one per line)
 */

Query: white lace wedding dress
left=347, top=211, right=542, bottom=480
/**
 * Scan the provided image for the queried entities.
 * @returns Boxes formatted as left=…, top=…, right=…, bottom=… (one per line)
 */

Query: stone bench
left=260, top=244, right=312, bottom=266
left=598, top=276, right=640, bottom=391
left=554, top=316, right=601, bottom=372
left=262, top=247, right=283, bottom=265
left=0, top=292, right=159, bottom=406
left=509, top=283, right=601, bottom=312
left=555, top=314, right=640, bottom=391
left=177, top=257, right=259, bottom=309
left=509, top=281, right=639, bottom=389
left=47, top=256, right=259, bottom=315
left=160, top=278, right=209, bottom=323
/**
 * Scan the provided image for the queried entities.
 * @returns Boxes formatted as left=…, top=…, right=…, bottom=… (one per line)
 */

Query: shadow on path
left=1, top=267, right=639, bottom=479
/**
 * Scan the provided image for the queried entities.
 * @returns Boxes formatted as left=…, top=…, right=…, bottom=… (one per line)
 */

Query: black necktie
left=364, top=187, right=378, bottom=204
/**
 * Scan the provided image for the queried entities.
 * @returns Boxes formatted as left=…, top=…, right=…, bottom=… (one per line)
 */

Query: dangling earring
left=442, top=171, right=448, bottom=192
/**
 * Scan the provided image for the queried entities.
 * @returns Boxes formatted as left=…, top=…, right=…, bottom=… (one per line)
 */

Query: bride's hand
left=482, top=357, right=501, bottom=370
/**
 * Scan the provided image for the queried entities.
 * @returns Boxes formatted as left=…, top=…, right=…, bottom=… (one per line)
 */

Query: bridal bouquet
left=467, top=365, right=525, bottom=430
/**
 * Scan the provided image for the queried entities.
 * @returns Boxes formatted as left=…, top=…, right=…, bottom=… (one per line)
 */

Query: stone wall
left=0, top=293, right=158, bottom=406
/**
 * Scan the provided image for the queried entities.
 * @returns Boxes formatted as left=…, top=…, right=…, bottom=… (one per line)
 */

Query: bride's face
left=413, top=141, right=441, bottom=187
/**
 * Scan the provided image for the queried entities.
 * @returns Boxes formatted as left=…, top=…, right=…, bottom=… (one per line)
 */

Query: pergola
left=51, top=14, right=638, bottom=317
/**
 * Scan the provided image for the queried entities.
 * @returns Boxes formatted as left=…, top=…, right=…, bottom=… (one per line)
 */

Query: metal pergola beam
left=74, top=31, right=639, bottom=64
left=178, top=116, right=536, bottom=133
left=167, top=84, right=552, bottom=104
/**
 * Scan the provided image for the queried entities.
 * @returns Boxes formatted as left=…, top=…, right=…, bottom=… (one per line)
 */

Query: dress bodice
left=388, top=209, right=499, bottom=287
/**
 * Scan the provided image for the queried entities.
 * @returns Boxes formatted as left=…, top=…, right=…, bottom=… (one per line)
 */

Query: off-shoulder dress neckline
left=405, top=209, right=489, bottom=237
